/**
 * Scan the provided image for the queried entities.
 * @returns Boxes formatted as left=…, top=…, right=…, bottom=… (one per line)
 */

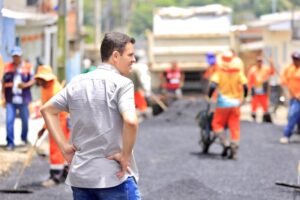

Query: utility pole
left=121, top=0, right=127, bottom=33
left=0, top=0, right=3, bottom=50
left=272, top=0, right=277, bottom=13
left=291, top=0, right=295, bottom=39
left=94, top=0, right=101, bottom=48
left=77, top=0, right=83, bottom=67
left=57, top=0, right=68, bottom=81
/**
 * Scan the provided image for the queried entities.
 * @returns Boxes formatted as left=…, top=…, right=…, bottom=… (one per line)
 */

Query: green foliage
left=83, top=0, right=300, bottom=37
left=84, top=26, right=95, bottom=44
left=129, top=2, right=153, bottom=38
left=83, top=0, right=95, bottom=44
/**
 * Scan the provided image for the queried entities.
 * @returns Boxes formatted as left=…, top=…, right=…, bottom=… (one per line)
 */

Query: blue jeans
left=71, top=177, right=141, bottom=200
left=284, top=99, right=300, bottom=137
left=6, top=103, right=29, bottom=147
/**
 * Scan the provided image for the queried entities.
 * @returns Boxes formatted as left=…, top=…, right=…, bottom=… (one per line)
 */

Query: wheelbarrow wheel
left=200, top=129, right=211, bottom=154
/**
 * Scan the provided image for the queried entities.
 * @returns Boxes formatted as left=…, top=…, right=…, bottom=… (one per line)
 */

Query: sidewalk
left=0, top=117, right=44, bottom=146
left=0, top=115, right=45, bottom=176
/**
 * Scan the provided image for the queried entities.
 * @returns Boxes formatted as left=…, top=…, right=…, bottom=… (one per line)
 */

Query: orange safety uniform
left=134, top=90, right=148, bottom=112
left=0, top=54, right=4, bottom=80
left=203, top=64, right=218, bottom=101
left=281, top=64, right=300, bottom=98
left=203, top=64, right=218, bottom=80
left=211, top=61, right=247, bottom=143
left=248, top=65, right=274, bottom=113
left=129, top=69, right=148, bottom=112
left=41, top=80, right=70, bottom=168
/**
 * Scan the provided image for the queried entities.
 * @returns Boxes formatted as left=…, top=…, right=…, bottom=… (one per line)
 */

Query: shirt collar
left=98, top=63, right=120, bottom=74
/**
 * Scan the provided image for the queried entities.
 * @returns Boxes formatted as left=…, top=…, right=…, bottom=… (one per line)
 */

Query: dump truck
left=147, top=4, right=234, bottom=93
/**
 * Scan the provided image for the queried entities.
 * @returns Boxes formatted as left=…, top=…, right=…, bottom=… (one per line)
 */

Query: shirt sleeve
left=280, top=66, right=289, bottom=86
left=239, top=72, right=248, bottom=85
left=50, top=86, right=69, bottom=112
left=247, top=68, right=254, bottom=88
left=118, top=80, right=135, bottom=114
left=210, top=71, right=219, bottom=84
left=28, top=64, right=34, bottom=80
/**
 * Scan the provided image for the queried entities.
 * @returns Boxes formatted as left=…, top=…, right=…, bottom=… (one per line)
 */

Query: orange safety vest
left=247, top=65, right=274, bottom=92
left=281, top=64, right=300, bottom=98
left=2, top=62, right=33, bottom=104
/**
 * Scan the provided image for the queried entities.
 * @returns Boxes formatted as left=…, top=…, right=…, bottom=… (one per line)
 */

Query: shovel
left=275, top=161, right=300, bottom=191
left=0, top=135, right=44, bottom=193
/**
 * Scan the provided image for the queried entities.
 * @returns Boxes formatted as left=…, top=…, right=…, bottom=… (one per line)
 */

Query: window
left=27, top=0, right=38, bottom=6
left=292, top=20, right=300, bottom=40
left=15, top=37, right=20, bottom=46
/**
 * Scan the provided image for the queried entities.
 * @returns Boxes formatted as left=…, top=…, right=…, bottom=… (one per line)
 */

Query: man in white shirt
left=41, top=32, right=140, bottom=200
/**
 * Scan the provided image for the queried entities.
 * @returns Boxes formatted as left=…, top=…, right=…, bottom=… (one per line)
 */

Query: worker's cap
left=34, top=65, right=56, bottom=81
left=206, top=52, right=216, bottom=65
left=221, top=50, right=234, bottom=63
left=11, top=46, right=23, bottom=56
left=291, top=51, right=300, bottom=60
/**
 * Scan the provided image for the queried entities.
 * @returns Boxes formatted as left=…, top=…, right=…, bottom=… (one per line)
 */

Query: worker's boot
left=41, top=169, right=63, bottom=187
left=251, top=113, right=256, bottom=122
left=221, top=145, right=230, bottom=157
left=262, top=113, right=272, bottom=123
left=215, top=131, right=229, bottom=158
left=61, top=165, right=69, bottom=182
left=228, top=143, right=239, bottom=160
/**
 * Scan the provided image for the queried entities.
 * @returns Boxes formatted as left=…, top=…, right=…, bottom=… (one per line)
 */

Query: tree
left=83, top=0, right=300, bottom=38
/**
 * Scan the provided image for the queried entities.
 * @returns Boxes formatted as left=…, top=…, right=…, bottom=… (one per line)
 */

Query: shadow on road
left=189, top=151, right=226, bottom=160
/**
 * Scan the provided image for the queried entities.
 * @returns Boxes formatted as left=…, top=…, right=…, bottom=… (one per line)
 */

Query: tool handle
left=151, top=94, right=168, bottom=111
left=13, top=138, right=39, bottom=190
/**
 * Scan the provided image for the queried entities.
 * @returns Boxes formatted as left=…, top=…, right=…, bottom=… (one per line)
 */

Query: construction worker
left=82, top=58, right=97, bottom=73
left=161, top=62, right=185, bottom=104
left=203, top=52, right=218, bottom=100
left=1, top=46, right=35, bottom=151
left=208, top=50, right=248, bottom=160
left=247, top=56, right=275, bottom=122
left=279, top=52, right=300, bottom=144
left=203, top=52, right=218, bottom=80
left=35, top=65, right=70, bottom=187
left=129, top=56, right=148, bottom=113
left=0, top=54, right=4, bottom=81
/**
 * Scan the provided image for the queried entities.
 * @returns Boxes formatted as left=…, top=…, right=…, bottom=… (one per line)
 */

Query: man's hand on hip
left=62, top=144, right=77, bottom=164
left=107, top=152, right=131, bottom=179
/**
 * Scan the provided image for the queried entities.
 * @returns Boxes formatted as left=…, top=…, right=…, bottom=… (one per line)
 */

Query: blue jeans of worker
left=71, top=177, right=141, bottom=200
left=284, top=99, right=300, bottom=138
left=6, top=103, right=29, bottom=147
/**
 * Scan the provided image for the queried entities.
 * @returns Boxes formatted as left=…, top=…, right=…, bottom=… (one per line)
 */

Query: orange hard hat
left=34, top=65, right=56, bottom=81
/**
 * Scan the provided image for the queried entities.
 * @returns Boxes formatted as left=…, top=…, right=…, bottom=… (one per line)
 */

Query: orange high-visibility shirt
left=281, top=64, right=300, bottom=98
left=41, top=79, right=68, bottom=129
left=247, top=65, right=274, bottom=90
left=211, top=66, right=247, bottom=108
left=41, top=79, right=62, bottom=104
left=203, top=64, right=218, bottom=80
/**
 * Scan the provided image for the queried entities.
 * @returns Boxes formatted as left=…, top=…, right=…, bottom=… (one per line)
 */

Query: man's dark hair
left=100, top=32, right=135, bottom=62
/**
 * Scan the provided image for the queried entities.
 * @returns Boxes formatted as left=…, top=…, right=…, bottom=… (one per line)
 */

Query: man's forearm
left=25, top=79, right=35, bottom=88
left=122, top=124, right=138, bottom=158
left=122, top=112, right=138, bottom=158
left=40, top=103, right=68, bottom=152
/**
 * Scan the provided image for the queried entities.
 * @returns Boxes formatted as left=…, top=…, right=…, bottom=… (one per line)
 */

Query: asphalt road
left=0, top=98, right=299, bottom=200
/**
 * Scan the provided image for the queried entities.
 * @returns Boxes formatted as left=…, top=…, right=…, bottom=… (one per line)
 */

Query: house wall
left=3, top=0, right=27, bottom=10
left=263, top=30, right=291, bottom=84
left=16, top=26, right=44, bottom=69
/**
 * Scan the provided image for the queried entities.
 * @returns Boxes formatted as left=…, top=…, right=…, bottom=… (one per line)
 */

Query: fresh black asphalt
left=0, top=98, right=299, bottom=200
